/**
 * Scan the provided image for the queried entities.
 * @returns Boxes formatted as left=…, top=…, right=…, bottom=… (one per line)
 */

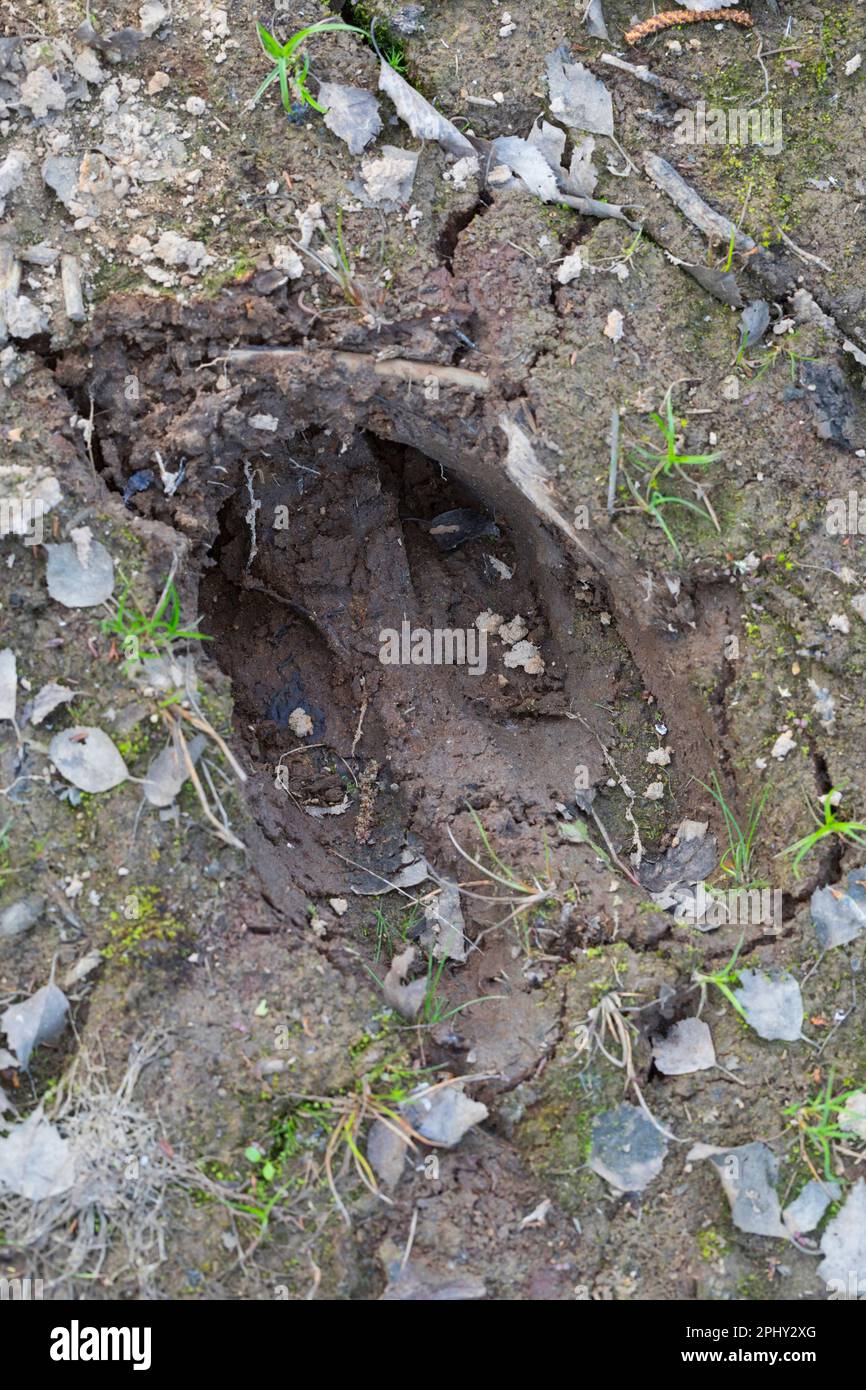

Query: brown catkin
left=625, top=9, right=754, bottom=46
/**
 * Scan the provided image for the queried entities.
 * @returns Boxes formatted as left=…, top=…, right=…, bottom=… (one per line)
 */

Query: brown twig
left=163, top=711, right=245, bottom=851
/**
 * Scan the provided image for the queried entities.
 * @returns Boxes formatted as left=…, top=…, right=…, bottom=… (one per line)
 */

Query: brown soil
left=2, top=0, right=866, bottom=1303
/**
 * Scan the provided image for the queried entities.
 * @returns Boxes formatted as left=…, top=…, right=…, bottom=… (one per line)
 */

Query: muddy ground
left=1, top=0, right=866, bottom=1300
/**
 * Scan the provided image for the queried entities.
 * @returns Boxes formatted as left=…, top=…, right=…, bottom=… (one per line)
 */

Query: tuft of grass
left=371, top=903, right=422, bottom=962
left=697, top=772, right=770, bottom=889
left=777, top=787, right=866, bottom=877
left=253, top=19, right=363, bottom=115
left=101, top=572, right=211, bottom=667
left=784, top=1069, right=863, bottom=1181
left=620, top=387, right=720, bottom=559
left=279, top=1079, right=464, bottom=1224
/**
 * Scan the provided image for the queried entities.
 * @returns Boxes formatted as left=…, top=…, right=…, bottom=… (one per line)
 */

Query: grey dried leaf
left=0, top=648, right=16, bottom=722
left=45, top=539, right=115, bottom=608
left=839, top=1091, right=866, bottom=1141
left=652, top=1017, right=716, bottom=1075
left=689, top=1140, right=788, bottom=1238
left=379, top=60, right=475, bottom=157
left=669, top=256, right=743, bottom=308
left=811, top=871, right=866, bottom=948
left=584, top=0, right=609, bottom=40
left=1, top=982, right=70, bottom=1068
left=75, top=18, right=147, bottom=58
left=589, top=1102, right=668, bottom=1192
left=0, top=1107, right=76, bottom=1200
left=783, top=1178, right=840, bottom=1237
left=64, top=951, right=103, bottom=990
left=49, top=726, right=129, bottom=794
left=740, top=299, right=770, bottom=349
left=491, top=135, right=560, bottom=202
left=818, top=1179, right=866, bottom=1290
left=422, top=880, right=466, bottom=962
left=565, top=136, right=599, bottom=197
left=25, top=681, right=78, bottom=726
left=0, top=894, right=45, bottom=940
left=638, top=826, right=717, bottom=896
left=401, top=1082, right=488, bottom=1146
left=366, top=1117, right=410, bottom=1188
left=733, top=969, right=803, bottom=1041
left=142, top=733, right=206, bottom=807
left=545, top=45, right=614, bottom=137
left=317, top=81, right=382, bottom=155
left=352, top=857, right=429, bottom=896
left=383, top=946, right=428, bottom=1019
left=526, top=118, right=567, bottom=173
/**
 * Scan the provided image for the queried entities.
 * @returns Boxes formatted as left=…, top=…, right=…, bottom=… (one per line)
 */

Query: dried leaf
left=589, top=1102, right=668, bottom=1192
left=740, top=299, right=770, bottom=350
left=584, top=0, right=609, bottom=40
left=422, top=880, right=466, bottom=962
left=545, top=45, right=614, bottom=136
left=352, top=857, right=429, bottom=896
left=0, top=648, right=16, bottom=722
left=378, top=61, right=474, bottom=157
left=689, top=1141, right=788, bottom=1238
left=25, top=681, right=77, bottom=726
left=383, top=946, right=428, bottom=1019
left=812, top=870, right=866, bottom=948
left=1, top=982, right=70, bottom=1067
left=652, top=1017, right=716, bottom=1075
left=783, top=1178, right=840, bottom=1237
left=45, top=539, right=115, bottom=608
left=317, top=81, right=382, bottom=155
left=49, top=726, right=129, bottom=793
left=526, top=118, right=566, bottom=173
left=733, top=969, right=803, bottom=1041
left=490, top=135, right=560, bottom=202
left=142, top=733, right=205, bottom=807
left=0, top=1107, right=76, bottom=1200
left=401, top=1082, right=488, bottom=1146
left=818, top=1179, right=866, bottom=1292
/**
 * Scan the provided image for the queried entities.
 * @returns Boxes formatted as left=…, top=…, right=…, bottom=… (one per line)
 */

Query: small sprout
left=777, top=788, right=866, bottom=877
left=693, top=936, right=749, bottom=1021
left=618, top=386, right=720, bottom=559
left=253, top=19, right=364, bottom=115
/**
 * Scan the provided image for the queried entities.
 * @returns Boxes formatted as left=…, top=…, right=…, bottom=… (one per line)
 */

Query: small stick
left=173, top=705, right=248, bottom=783
left=60, top=255, right=86, bottom=323
left=776, top=228, right=833, bottom=274
left=600, top=50, right=695, bottom=103
left=164, top=711, right=245, bottom=851
left=607, top=406, right=620, bottom=517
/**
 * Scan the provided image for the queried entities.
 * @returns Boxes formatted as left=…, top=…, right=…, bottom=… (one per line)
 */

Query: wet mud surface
left=1, top=0, right=866, bottom=1302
